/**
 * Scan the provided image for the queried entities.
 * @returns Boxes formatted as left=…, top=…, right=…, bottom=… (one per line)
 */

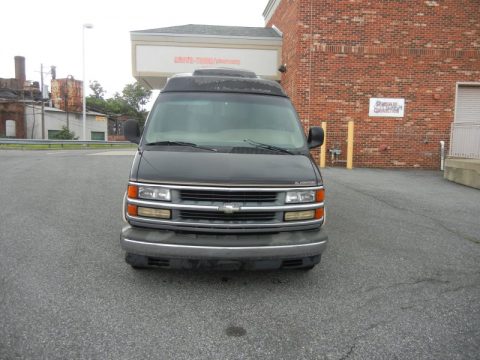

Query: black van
left=121, top=68, right=327, bottom=270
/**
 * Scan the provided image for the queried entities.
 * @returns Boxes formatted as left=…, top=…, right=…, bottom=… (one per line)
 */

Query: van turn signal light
left=127, top=204, right=138, bottom=216
left=128, top=185, right=138, bottom=199
left=316, top=189, right=325, bottom=202
left=315, top=208, right=324, bottom=219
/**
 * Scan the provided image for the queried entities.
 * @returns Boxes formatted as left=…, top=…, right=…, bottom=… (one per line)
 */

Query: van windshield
left=143, top=93, right=306, bottom=150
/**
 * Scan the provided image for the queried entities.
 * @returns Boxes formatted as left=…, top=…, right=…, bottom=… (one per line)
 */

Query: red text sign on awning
left=174, top=56, right=241, bottom=65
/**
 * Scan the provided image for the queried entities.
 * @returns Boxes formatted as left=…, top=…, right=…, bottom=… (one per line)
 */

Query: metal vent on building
left=455, top=85, right=480, bottom=123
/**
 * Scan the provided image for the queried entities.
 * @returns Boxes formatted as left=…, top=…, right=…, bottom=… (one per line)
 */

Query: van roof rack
left=192, top=68, right=257, bottom=78
left=163, top=68, right=286, bottom=97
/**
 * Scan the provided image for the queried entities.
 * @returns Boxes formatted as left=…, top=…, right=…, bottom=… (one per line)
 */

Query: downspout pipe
left=440, top=141, right=445, bottom=171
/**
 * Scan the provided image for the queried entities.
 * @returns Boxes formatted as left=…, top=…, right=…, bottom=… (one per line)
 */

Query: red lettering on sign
left=174, top=57, right=194, bottom=64
left=215, top=58, right=241, bottom=65
left=174, top=55, right=241, bottom=66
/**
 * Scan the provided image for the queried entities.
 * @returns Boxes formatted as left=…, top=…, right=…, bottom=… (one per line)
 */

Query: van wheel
left=301, top=265, right=316, bottom=271
left=125, top=253, right=148, bottom=269
left=130, top=264, right=147, bottom=270
left=300, top=255, right=321, bottom=271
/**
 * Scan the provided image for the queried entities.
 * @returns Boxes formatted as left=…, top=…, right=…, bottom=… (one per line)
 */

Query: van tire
left=300, top=254, right=321, bottom=271
left=301, top=265, right=315, bottom=271
left=130, top=264, right=147, bottom=270
left=125, top=253, right=148, bottom=269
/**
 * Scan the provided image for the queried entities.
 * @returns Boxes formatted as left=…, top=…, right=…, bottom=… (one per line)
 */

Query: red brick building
left=0, top=56, right=28, bottom=138
left=264, top=0, right=480, bottom=168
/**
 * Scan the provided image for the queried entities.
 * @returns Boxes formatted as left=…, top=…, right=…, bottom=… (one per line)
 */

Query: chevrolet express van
left=121, top=68, right=327, bottom=270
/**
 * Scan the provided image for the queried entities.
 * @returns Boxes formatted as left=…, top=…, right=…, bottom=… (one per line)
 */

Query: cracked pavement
left=0, top=151, right=479, bottom=359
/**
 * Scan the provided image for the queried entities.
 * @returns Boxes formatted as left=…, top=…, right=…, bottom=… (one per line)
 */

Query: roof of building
left=0, top=89, right=18, bottom=100
left=263, top=0, right=282, bottom=23
left=131, top=24, right=281, bottom=39
left=43, top=106, right=106, bottom=116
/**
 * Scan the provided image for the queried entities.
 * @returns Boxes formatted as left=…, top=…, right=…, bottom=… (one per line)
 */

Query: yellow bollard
left=320, top=121, right=327, bottom=168
left=347, top=121, right=354, bottom=169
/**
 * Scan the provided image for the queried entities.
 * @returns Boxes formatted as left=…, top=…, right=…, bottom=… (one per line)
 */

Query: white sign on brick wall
left=369, top=98, right=405, bottom=117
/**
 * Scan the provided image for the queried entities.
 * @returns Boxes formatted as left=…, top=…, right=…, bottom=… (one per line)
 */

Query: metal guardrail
left=449, top=123, right=480, bottom=159
left=0, top=138, right=133, bottom=147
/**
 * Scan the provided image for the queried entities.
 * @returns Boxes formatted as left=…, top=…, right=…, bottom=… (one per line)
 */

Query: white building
left=25, top=105, right=108, bottom=140
left=130, top=24, right=282, bottom=89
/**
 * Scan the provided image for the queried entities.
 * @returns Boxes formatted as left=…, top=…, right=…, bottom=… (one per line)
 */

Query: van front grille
left=179, top=190, right=278, bottom=203
left=179, top=210, right=276, bottom=222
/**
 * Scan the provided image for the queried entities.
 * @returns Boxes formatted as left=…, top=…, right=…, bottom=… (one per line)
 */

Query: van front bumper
left=120, top=225, right=327, bottom=268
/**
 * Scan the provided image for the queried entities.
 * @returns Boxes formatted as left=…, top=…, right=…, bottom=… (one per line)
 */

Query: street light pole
left=82, top=23, right=93, bottom=141
left=40, top=63, right=45, bottom=139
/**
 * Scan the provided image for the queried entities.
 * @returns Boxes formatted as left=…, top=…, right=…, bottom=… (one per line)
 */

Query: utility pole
left=40, top=64, right=45, bottom=139
left=65, top=79, right=69, bottom=130
left=82, top=23, right=93, bottom=141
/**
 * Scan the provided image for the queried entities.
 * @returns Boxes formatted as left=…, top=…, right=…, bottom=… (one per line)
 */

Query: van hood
left=135, top=150, right=319, bottom=186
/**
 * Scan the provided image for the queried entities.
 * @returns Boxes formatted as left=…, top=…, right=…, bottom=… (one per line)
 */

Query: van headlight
left=138, top=186, right=171, bottom=201
left=284, top=210, right=315, bottom=221
left=285, top=190, right=315, bottom=203
left=137, top=207, right=171, bottom=219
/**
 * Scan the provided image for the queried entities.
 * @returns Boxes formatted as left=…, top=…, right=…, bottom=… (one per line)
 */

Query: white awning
left=130, top=25, right=282, bottom=89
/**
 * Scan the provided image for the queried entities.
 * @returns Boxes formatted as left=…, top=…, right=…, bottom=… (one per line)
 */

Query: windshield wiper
left=243, top=139, right=295, bottom=155
left=145, top=141, right=217, bottom=152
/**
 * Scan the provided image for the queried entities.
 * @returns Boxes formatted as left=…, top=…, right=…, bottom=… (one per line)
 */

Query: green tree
left=121, top=82, right=152, bottom=112
left=89, top=80, right=106, bottom=99
left=51, top=126, right=78, bottom=140
left=86, top=81, right=151, bottom=125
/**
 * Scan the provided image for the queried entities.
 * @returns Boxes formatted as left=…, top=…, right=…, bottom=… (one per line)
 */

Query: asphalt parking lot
left=1, top=149, right=479, bottom=360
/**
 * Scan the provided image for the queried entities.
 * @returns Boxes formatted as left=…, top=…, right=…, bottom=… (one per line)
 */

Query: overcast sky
left=0, top=0, right=267, bottom=102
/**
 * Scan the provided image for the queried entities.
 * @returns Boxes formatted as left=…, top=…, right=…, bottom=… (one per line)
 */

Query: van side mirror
left=307, top=126, right=324, bottom=149
left=124, top=119, right=141, bottom=144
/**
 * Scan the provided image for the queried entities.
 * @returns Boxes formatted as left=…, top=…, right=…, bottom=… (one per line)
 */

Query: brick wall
left=268, top=0, right=480, bottom=168
left=268, top=0, right=301, bottom=104
left=0, top=103, right=25, bottom=138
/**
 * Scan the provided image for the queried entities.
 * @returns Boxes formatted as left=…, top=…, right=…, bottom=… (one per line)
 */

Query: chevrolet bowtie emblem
left=218, top=203, right=241, bottom=214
